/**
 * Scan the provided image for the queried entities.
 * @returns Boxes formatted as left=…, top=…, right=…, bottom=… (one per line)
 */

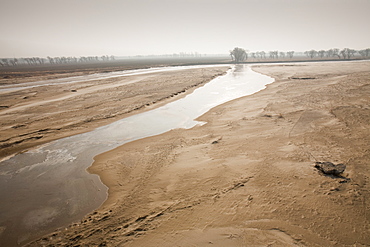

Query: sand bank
left=24, top=61, right=370, bottom=246
left=0, top=66, right=229, bottom=160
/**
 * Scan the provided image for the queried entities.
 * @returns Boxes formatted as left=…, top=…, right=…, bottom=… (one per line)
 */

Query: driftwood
left=314, top=162, right=346, bottom=176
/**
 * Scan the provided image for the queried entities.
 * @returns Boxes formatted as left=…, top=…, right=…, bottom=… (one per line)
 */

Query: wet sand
left=0, top=63, right=230, bottom=247
left=4, top=60, right=370, bottom=246
left=0, top=65, right=229, bottom=160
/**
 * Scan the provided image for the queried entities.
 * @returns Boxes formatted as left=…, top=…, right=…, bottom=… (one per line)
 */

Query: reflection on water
left=0, top=64, right=274, bottom=246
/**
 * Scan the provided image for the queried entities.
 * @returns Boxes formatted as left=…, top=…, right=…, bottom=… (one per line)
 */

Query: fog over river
left=0, top=64, right=274, bottom=246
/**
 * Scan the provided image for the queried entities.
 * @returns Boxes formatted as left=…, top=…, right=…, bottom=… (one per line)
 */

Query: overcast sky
left=0, top=0, right=369, bottom=57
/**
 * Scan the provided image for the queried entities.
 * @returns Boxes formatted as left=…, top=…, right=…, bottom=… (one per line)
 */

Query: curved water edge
left=0, top=64, right=274, bottom=246
left=0, top=64, right=228, bottom=94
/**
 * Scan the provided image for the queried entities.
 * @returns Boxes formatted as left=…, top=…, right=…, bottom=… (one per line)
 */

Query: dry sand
left=6, top=61, right=370, bottom=246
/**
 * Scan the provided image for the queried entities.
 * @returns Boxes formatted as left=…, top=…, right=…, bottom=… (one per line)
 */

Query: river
left=0, top=64, right=274, bottom=246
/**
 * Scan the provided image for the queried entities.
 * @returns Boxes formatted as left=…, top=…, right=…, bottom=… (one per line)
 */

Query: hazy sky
left=0, top=0, right=369, bottom=57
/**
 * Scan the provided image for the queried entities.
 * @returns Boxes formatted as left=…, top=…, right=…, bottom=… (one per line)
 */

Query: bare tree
left=348, top=49, right=356, bottom=59
left=318, top=50, right=326, bottom=58
left=37, top=57, right=44, bottom=65
left=230, top=47, right=247, bottom=63
left=47, top=56, right=54, bottom=64
left=101, top=55, right=111, bottom=61
left=269, top=51, right=278, bottom=59
left=1, top=59, right=9, bottom=66
left=332, top=48, right=341, bottom=59
left=305, top=50, right=317, bottom=59
left=287, top=51, right=294, bottom=59
left=325, top=49, right=334, bottom=58
left=256, top=51, right=266, bottom=59
left=358, top=48, right=370, bottom=57
left=340, top=48, right=356, bottom=59
left=260, top=51, right=266, bottom=59
left=8, top=58, right=18, bottom=66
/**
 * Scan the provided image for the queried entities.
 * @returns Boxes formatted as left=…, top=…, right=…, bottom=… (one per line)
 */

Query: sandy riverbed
left=6, top=61, right=370, bottom=246
left=0, top=66, right=229, bottom=160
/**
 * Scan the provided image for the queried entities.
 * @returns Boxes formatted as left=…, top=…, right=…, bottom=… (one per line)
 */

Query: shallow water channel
left=0, top=65, right=225, bottom=93
left=0, top=64, right=274, bottom=246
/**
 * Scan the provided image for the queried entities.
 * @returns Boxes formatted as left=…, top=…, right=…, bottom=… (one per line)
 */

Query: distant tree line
left=134, top=52, right=204, bottom=58
left=303, top=48, right=370, bottom=60
left=230, top=47, right=370, bottom=63
left=173, top=52, right=202, bottom=57
left=0, top=55, right=115, bottom=67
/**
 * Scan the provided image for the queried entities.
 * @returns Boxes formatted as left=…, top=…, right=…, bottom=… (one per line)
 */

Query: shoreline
left=88, top=65, right=273, bottom=209
left=86, top=63, right=290, bottom=209
left=0, top=60, right=365, bottom=246
left=26, top=60, right=370, bottom=246
left=0, top=65, right=231, bottom=247
left=0, top=66, right=230, bottom=160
